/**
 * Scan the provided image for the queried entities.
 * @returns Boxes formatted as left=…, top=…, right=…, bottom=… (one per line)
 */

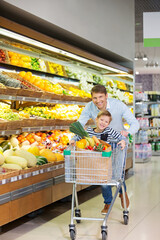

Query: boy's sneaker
left=119, top=192, right=130, bottom=208
left=101, top=204, right=111, bottom=215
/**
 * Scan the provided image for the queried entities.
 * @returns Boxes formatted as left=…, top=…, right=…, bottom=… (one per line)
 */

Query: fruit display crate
left=0, top=119, right=76, bottom=133
left=0, top=90, right=90, bottom=104
left=0, top=162, right=61, bottom=184
left=0, top=71, right=92, bottom=102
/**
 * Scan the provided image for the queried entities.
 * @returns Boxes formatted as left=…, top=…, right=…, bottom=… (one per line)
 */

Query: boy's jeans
left=101, top=181, right=126, bottom=204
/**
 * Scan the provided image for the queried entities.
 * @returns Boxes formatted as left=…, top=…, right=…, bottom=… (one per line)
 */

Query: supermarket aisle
left=1, top=156, right=160, bottom=240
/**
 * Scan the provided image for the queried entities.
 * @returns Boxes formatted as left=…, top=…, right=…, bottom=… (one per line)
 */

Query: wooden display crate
left=17, top=88, right=43, bottom=98
left=41, top=92, right=62, bottom=100
left=0, top=120, right=8, bottom=130
left=6, top=120, right=23, bottom=130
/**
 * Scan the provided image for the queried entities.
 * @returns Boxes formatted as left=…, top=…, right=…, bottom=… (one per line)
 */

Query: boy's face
left=92, top=92, right=108, bottom=110
left=96, top=115, right=110, bottom=131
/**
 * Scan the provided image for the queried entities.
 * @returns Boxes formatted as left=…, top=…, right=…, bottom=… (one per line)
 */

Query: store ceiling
left=135, top=0, right=160, bottom=74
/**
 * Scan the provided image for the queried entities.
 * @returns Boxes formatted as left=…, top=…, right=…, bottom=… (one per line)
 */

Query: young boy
left=70, top=110, right=126, bottom=149
left=70, top=110, right=127, bottom=214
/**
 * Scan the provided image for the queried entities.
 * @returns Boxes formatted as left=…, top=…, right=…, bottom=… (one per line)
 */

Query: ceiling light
left=145, top=61, right=159, bottom=67
left=142, top=54, right=148, bottom=61
left=155, top=62, right=159, bottom=67
left=134, top=52, right=148, bottom=61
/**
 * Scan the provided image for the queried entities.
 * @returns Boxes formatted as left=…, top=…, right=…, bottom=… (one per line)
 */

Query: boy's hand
left=118, top=140, right=126, bottom=150
left=120, top=130, right=129, bottom=137
left=69, top=140, right=76, bottom=146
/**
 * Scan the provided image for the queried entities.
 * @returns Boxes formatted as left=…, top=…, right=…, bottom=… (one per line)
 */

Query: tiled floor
left=1, top=156, right=160, bottom=240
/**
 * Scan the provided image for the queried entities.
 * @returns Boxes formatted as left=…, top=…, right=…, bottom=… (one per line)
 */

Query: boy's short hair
left=97, top=110, right=112, bottom=122
left=91, top=84, right=107, bottom=95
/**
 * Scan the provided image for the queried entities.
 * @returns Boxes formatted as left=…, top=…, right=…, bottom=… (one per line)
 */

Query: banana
left=85, top=137, right=95, bottom=147
left=85, top=139, right=90, bottom=147
left=92, top=136, right=100, bottom=144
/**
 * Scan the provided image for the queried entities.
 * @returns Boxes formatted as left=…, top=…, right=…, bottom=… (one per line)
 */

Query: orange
left=10, top=54, right=19, bottom=60
left=19, top=71, right=26, bottom=78
left=39, top=80, right=45, bottom=90
left=10, top=59, right=19, bottom=65
left=34, top=79, right=42, bottom=88
left=29, top=138, right=35, bottom=144
left=24, top=75, right=31, bottom=82
left=29, top=76, right=36, bottom=84
left=41, top=133, right=46, bottom=138
left=44, top=83, right=52, bottom=92
left=26, top=71, right=32, bottom=76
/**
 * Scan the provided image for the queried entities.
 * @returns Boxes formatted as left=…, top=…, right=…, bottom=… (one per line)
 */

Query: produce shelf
left=140, top=126, right=160, bottom=130
left=0, top=121, right=75, bottom=135
left=148, top=137, right=160, bottom=141
left=0, top=94, right=89, bottom=105
left=0, top=61, right=82, bottom=84
left=135, top=157, right=151, bottom=163
left=152, top=151, right=160, bottom=156
left=136, top=100, right=160, bottom=104
left=22, top=125, right=70, bottom=132
left=0, top=129, right=21, bottom=136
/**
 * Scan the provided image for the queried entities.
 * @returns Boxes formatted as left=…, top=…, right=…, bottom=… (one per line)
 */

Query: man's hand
left=120, top=130, right=129, bottom=137
left=117, top=140, right=126, bottom=150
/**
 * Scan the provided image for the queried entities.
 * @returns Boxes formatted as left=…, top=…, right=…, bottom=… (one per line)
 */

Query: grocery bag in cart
left=75, top=142, right=112, bottom=184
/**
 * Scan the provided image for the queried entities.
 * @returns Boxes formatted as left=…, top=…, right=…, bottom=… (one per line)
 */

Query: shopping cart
left=64, top=140, right=129, bottom=240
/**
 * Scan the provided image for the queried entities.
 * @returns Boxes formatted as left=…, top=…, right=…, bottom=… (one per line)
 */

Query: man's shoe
left=119, top=192, right=129, bottom=208
left=101, top=204, right=111, bottom=215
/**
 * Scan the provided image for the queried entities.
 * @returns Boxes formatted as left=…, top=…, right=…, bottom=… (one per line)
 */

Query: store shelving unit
left=0, top=25, right=134, bottom=228
left=135, top=94, right=160, bottom=163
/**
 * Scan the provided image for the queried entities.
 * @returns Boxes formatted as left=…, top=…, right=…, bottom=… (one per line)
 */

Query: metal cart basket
left=64, top=141, right=129, bottom=240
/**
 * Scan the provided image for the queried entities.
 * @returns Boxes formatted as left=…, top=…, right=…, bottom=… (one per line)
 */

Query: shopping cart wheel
left=75, top=209, right=81, bottom=223
left=123, top=211, right=129, bottom=225
left=123, top=215, right=129, bottom=225
left=102, top=231, right=107, bottom=240
left=69, top=224, right=76, bottom=240
left=70, top=229, right=76, bottom=240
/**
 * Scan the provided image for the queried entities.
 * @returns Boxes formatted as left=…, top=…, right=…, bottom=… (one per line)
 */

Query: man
left=78, top=84, right=139, bottom=214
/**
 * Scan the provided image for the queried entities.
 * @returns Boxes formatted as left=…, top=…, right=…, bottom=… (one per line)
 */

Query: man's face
left=92, top=92, right=108, bottom=110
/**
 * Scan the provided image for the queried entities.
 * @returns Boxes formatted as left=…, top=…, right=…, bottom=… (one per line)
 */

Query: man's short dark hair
left=91, top=84, right=107, bottom=95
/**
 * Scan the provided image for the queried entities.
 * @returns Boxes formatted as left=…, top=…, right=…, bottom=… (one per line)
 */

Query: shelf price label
left=32, top=170, right=39, bottom=176
left=11, top=176, right=18, bottom=182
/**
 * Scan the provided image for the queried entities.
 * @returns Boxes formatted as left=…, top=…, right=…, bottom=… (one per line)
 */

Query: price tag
left=52, top=166, right=57, bottom=171
left=2, top=179, right=6, bottom=184
left=1, top=131, right=5, bottom=135
left=40, top=169, right=44, bottom=174
left=57, top=164, right=63, bottom=169
left=32, top=170, right=39, bottom=176
left=11, top=176, right=18, bottom=182
left=47, top=167, right=51, bottom=172
left=18, top=175, right=22, bottom=180
left=8, top=96, right=13, bottom=100
left=23, top=173, right=31, bottom=178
